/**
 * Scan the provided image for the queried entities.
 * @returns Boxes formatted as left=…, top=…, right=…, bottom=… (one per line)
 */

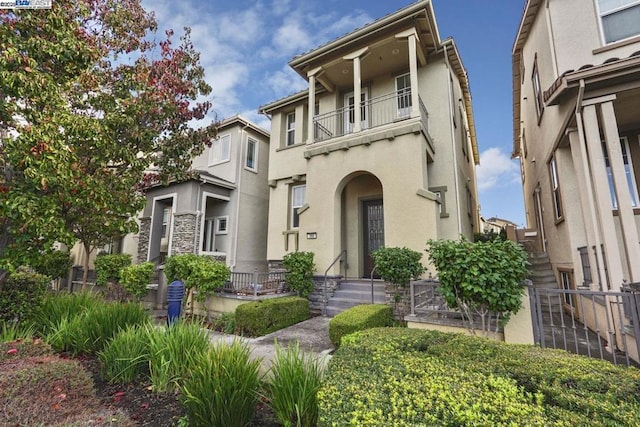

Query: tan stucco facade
left=261, top=0, right=480, bottom=277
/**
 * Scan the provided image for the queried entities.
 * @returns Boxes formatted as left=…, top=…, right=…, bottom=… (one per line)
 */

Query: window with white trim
left=532, top=57, right=543, bottom=120
left=549, top=155, right=563, bottom=220
left=596, top=0, right=640, bottom=44
left=290, top=184, right=306, bottom=228
left=161, top=207, right=170, bottom=238
left=215, top=216, right=229, bottom=234
left=202, top=218, right=215, bottom=252
left=246, top=138, right=257, bottom=170
left=210, top=134, right=230, bottom=164
left=396, top=73, right=412, bottom=118
left=286, top=112, right=296, bottom=146
left=604, top=137, right=639, bottom=208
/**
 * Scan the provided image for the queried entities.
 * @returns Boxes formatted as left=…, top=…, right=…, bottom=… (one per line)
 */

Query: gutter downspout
left=444, top=44, right=463, bottom=236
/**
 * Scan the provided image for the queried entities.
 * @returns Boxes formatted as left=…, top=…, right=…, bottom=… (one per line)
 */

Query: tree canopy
left=0, top=0, right=216, bottom=283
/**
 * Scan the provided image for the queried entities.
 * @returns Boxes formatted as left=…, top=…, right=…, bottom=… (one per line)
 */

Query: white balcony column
left=306, top=67, right=322, bottom=144
left=343, top=47, right=369, bottom=134
left=600, top=99, right=640, bottom=282
left=567, top=127, right=606, bottom=289
left=353, top=56, right=362, bottom=132
left=408, top=33, right=420, bottom=118
left=582, top=102, right=625, bottom=290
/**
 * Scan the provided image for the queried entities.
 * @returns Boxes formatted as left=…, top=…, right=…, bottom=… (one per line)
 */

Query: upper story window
left=396, top=73, right=412, bottom=118
left=286, top=112, right=296, bottom=146
left=246, top=137, right=257, bottom=171
left=549, top=155, right=563, bottom=221
left=532, top=57, right=544, bottom=121
left=597, top=0, right=640, bottom=43
left=161, top=207, right=170, bottom=238
left=210, top=134, right=230, bottom=165
left=291, top=184, right=306, bottom=228
left=604, top=136, right=639, bottom=208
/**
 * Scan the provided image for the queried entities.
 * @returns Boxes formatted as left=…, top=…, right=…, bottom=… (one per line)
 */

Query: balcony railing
left=313, top=89, right=427, bottom=143
left=222, top=271, right=288, bottom=297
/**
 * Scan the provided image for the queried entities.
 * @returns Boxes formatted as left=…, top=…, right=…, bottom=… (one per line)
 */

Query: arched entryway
left=337, top=172, right=384, bottom=278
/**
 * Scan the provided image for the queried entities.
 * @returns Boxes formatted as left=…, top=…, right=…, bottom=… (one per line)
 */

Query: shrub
left=267, top=342, right=325, bottom=427
left=120, top=262, right=154, bottom=301
left=282, top=251, right=316, bottom=298
left=0, top=270, right=49, bottom=324
left=146, top=321, right=211, bottom=392
left=211, top=312, right=237, bottom=334
left=0, top=337, right=53, bottom=362
left=95, top=253, right=132, bottom=286
left=30, top=249, right=73, bottom=281
left=328, top=304, right=394, bottom=347
left=426, top=238, right=529, bottom=335
left=0, top=321, right=36, bottom=343
left=236, top=296, right=310, bottom=337
left=371, top=246, right=424, bottom=287
left=45, top=301, right=150, bottom=355
left=181, top=340, right=262, bottom=427
left=31, top=292, right=103, bottom=336
left=99, top=325, right=150, bottom=385
left=318, top=328, right=640, bottom=426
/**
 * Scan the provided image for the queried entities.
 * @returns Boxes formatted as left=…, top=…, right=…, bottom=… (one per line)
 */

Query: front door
left=363, top=199, right=384, bottom=278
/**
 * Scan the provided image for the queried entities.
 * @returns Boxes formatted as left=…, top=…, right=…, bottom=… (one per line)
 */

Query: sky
left=141, top=0, right=527, bottom=227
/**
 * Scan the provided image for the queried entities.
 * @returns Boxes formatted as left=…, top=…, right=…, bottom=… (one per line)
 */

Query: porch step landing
left=325, top=279, right=386, bottom=317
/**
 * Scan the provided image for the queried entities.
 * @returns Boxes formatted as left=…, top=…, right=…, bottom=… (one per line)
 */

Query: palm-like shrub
left=99, top=325, right=150, bottom=384
left=181, top=340, right=262, bottom=427
left=267, top=342, right=325, bottom=427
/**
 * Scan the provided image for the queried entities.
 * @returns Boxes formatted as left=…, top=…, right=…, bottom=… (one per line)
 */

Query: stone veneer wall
left=171, top=212, right=197, bottom=255
left=309, top=275, right=341, bottom=315
left=137, top=217, right=151, bottom=263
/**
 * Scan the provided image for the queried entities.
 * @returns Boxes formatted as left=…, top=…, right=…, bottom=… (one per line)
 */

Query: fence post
left=410, top=281, right=416, bottom=316
left=503, top=280, right=535, bottom=345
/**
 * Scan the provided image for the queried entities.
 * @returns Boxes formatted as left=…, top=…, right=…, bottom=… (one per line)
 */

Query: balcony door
left=396, top=73, right=412, bottom=118
left=344, top=90, right=369, bottom=134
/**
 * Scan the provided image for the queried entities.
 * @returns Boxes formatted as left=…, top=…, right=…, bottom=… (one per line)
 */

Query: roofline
left=219, top=114, right=270, bottom=138
left=258, top=90, right=310, bottom=115
left=512, top=0, right=542, bottom=157
left=441, top=38, right=480, bottom=165
left=289, top=0, right=440, bottom=71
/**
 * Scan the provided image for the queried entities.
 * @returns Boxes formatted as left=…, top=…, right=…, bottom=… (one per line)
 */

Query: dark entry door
left=363, top=199, right=384, bottom=277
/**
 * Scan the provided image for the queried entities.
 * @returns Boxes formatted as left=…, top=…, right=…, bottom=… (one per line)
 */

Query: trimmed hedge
left=318, top=328, right=640, bottom=426
left=328, top=304, right=394, bottom=347
left=236, top=296, right=310, bottom=337
left=0, top=270, right=50, bottom=324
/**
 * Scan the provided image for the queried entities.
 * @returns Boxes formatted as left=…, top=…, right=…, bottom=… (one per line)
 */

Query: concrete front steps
left=527, top=252, right=558, bottom=289
left=324, top=279, right=386, bottom=317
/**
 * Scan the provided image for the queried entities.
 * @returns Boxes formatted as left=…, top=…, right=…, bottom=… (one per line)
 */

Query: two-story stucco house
left=259, top=0, right=480, bottom=279
left=514, top=0, right=640, bottom=292
left=68, top=115, right=270, bottom=280
left=513, top=0, right=640, bottom=359
left=136, top=115, right=270, bottom=273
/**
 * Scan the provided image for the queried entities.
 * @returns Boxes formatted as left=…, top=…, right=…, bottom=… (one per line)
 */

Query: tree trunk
left=81, top=242, right=93, bottom=291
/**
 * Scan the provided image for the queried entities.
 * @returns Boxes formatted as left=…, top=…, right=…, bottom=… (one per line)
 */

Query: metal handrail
left=370, top=265, right=377, bottom=304
left=322, top=250, right=347, bottom=316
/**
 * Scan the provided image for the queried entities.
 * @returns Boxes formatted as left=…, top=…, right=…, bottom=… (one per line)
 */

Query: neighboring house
left=137, top=115, right=270, bottom=272
left=481, top=216, right=518, bottom=234
left=68, top=115, right=270, bottom=275
left=512, top=0, right=640, bottom=292
left=259, top=0, right=480, bottom=278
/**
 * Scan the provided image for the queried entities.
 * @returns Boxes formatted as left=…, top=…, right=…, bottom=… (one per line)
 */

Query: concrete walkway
left=207, top=316, right=334, bottom=373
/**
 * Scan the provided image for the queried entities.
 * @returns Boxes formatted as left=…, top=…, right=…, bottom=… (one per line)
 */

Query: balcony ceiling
left=615, top=87, right=640, bottom=129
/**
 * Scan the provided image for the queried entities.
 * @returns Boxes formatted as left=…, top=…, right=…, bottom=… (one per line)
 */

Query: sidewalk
left=207, top=316, right=334, bottom=373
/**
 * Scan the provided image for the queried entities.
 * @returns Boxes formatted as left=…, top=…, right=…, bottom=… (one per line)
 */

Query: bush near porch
left=328, top=304, right=394, bottom=347
left=235, top=296, right=310, bottom=337
left=318, top=328, right=640, bottom=426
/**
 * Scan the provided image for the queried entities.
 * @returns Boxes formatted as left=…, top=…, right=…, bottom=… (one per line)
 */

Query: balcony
left=312, top=89, right=430, bottom=144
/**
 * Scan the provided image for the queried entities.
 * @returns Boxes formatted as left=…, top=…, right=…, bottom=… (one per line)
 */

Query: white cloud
left=476, top=147, right=520, bottom=191
left=264, top=66, right=308, bottom=99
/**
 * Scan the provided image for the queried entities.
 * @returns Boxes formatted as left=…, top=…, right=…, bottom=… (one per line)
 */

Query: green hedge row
left=236, top=296, right=310, bottom=337
left=0, top=270, right=50, bottom=324
left=328, top=304, right=393, bottom=347
left=318, top=328, right=640, bottom=426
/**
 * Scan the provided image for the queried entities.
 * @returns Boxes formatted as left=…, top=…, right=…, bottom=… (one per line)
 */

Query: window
left=559, top=270, right=576, bottom=307
left=210, top=134, right=230, bottom=164
left=578, top=246, right=593, bottom=287
left=532, top=57, right=543, bottom=120
left=290, top=184, right=306, bottom=228
left=396, top=73, right=412, bottom=118
left=597, top=0, right=640, bottom=44
left=286, top=112, right=295, bottom=146
left=202, top=218, right=215, bottom=252
left=161, top=207, right=170, bottom=238
left=246, top=138, right=257, bottom=170
left=604, top=137, right=639, bottom=208
left=549, top=155, right=563, bottom=220
left=215, top=216, right=228, bottom=234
